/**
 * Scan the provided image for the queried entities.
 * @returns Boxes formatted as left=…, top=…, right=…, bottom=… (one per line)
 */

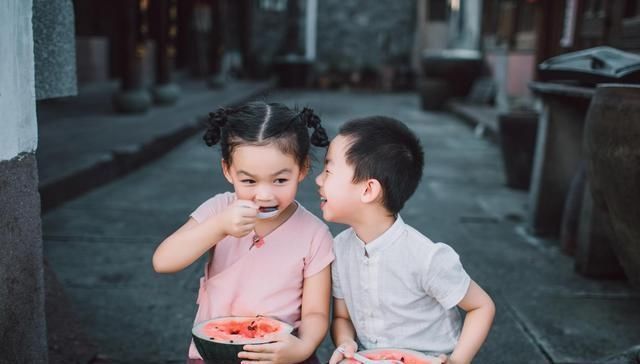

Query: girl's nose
left=255, top=185, right=274, bottom=201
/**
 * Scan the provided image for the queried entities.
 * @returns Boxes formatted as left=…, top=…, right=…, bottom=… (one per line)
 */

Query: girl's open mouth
left=257, top=206, right=279, bottom=219
left=259, top=206, right=278, bottom=213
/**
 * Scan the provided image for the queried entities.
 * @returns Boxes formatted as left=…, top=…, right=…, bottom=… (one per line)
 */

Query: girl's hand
left=328, top=340, right=358, bottom=364
left=238, top=333, right=306, bottom=364
left=222, top=200, right=258, bottom=238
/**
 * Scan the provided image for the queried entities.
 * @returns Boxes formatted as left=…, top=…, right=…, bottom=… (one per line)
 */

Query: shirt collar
left=355, top=215, right=405, bottom=257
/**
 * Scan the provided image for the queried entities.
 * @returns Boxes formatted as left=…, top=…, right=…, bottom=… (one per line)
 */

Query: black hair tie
left=300, top=107, right=330, bottom=147
left=203, top=107, right=229, bottom=146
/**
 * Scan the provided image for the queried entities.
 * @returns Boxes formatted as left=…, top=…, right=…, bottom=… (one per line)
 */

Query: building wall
left=316, top=0, right=416, bottom=69
left=251, top=5, right=290, bottom=72
left=0, top=0, right=48, bottom=362
left=33, top=0, right=77, bottom=99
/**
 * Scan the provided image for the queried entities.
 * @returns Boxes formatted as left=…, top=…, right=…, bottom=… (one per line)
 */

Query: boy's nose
left=315, top=172, right=323, bottom=187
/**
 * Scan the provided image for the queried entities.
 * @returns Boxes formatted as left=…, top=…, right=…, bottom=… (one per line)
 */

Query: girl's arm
left=238, top=266, right=332, bottom=364
left=446, top=280, right=495, bottom=364
left=296, top=265, right=332, bottom=357
left=152, top=200, right=258, bottom=273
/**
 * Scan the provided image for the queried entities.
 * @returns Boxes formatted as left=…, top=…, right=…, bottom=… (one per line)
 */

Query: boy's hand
left=222, top=200, right=258, bottom=238
left=328, top=340, right=358, bottom=364
left=238, top=333, right=306, bottom=364
left=438, top=354, right=448, bottom=363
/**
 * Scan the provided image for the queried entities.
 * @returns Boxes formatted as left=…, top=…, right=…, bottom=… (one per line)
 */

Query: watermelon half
left=192, top=316, right=293, bottom=364
left=338, top=348, right=442, bottom=364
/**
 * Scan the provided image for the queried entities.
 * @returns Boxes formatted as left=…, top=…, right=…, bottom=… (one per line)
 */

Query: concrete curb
left=39, top=82, right=274, bottom=213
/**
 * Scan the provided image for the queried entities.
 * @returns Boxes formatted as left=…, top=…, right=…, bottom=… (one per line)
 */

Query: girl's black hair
left=203, top=101, right=329, bottom=168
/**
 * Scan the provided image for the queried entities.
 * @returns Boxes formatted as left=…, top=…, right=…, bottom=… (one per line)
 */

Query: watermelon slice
left=338, top=348, right=442, bottom=364
left=192, top=316, right=293, bottom=364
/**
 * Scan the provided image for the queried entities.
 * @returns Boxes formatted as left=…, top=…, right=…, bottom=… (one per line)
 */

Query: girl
left=152, top=102, right=334, bottom=364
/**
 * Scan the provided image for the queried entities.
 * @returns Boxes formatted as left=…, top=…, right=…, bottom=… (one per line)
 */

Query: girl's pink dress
left=187, top=192, right=334, bottom=363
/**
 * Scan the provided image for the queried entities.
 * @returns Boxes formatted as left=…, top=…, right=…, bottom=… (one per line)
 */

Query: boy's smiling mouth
left=319, top=196, right=327, bottom=208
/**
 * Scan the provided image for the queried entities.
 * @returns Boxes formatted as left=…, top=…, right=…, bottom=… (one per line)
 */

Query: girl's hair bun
left=300, top=107, right=330, bottom=147
left=203, top=107, right=230, bottom=146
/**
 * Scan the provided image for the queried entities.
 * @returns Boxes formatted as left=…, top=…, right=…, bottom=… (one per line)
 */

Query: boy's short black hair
left=339, top=116, right=424, bottom=215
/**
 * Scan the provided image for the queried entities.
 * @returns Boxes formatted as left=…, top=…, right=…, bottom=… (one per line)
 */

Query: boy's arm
left=331, top=297, right=356, bottom=348
left=447, top=280, right=495, bottom=364
left=328, top=297, right=358, bottom=364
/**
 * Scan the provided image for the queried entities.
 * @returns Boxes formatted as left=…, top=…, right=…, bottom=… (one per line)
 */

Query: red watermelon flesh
left=341, top=348, right=439, bottom=364
left=202, top=317, right=282, bottom=341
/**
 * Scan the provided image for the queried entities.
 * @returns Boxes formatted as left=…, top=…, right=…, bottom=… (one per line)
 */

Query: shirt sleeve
left=303, top=225, right=335, bottom=278
left=422, top=243, right=471, bottom=310
left=190, top=192, right=235, bottom=223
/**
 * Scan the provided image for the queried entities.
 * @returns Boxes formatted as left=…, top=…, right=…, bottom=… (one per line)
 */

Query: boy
left=315, top=116, right=495, bottom=364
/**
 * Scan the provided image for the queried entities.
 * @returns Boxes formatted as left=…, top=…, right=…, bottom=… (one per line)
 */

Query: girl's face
left=222, top=144, right=307, bottom=216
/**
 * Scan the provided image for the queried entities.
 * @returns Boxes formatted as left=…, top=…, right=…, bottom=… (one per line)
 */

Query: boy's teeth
left=320, top=197, right=327, bottom=202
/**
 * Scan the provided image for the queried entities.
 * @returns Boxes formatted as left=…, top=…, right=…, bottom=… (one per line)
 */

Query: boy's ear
left=221, top=159, right=233, bottom=184
left=360, top=178, right=383, bottom=204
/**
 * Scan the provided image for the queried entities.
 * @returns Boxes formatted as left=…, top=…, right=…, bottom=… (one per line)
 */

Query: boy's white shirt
left=332, top=215, right=471, bottom=354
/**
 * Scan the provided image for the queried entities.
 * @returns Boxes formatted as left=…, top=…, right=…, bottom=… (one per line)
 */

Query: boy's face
left=315, top=135, right=362, bottom=224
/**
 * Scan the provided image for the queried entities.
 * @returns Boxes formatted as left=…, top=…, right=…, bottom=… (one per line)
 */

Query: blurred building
left=481, top=0, right=640, bottom=106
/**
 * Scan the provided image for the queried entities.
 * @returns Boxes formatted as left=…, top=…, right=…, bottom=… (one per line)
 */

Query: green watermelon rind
left=192, top=316, right=293, bottom=364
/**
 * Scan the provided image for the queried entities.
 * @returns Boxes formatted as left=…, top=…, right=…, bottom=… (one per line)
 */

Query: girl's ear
left=360, top=178, right=383, bottom=204
left=297, top=157, right=311, bottom=182
left=221, top=159, right=233, bottom=184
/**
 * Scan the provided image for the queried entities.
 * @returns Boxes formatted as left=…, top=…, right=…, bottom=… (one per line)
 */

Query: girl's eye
left=274, top=178, right=288, bottom=184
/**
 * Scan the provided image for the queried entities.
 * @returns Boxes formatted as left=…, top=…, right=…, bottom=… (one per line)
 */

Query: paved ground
left=41, top=90, right=640, bottom=363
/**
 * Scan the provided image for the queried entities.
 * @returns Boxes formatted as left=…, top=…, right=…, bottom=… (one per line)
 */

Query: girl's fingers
left=236, top=199, right=259, bottom=209
left=237, top=350, right=273, bottom=361
left=242, top=342, right=276, bottom=352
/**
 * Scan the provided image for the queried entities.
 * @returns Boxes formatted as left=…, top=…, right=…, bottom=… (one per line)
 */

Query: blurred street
left=41, top=89, right=640, bottom=364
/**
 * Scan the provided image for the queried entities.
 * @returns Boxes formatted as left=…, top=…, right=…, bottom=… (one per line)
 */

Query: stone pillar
left=208, top=0, right=226, bottom=88
left=33, top=0, right=77, bottom=99
left=0, top=0, right=48, bottom=362
left=151, top=0, right=181, bottom=104
left=113, top=0, right=153, bottom=113
left=238, top=0, right=255, bottom=77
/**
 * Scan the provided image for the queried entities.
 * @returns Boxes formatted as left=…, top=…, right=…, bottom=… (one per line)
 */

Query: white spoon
left=256, top=207, right=279, bottom=219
